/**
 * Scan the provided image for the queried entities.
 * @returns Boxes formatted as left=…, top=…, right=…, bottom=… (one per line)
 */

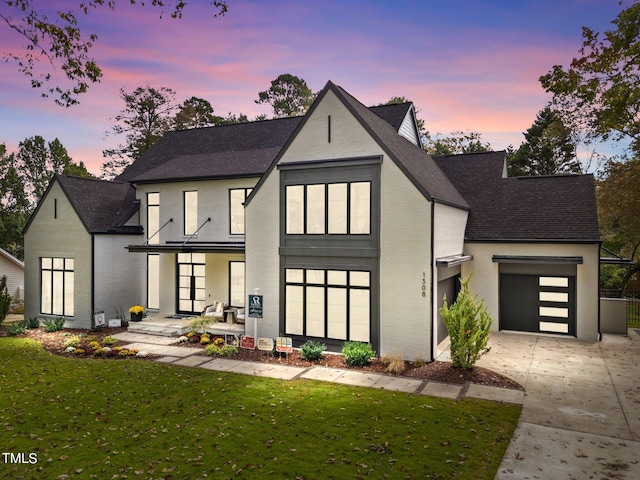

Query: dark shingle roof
left=433, top=151, right=600, bottom=241
left=55, top=175, right=141, bottom=234
left=332, top=83, right=469, bottom=209
left=117, top=101, right=420, bottom=184
left=368, top=103, right=413, bottom=131
left=117, top=117, right=303, bottom=183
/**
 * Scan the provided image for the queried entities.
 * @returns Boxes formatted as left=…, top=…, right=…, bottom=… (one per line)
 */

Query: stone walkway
left=112, top=331, right=525, bottom=403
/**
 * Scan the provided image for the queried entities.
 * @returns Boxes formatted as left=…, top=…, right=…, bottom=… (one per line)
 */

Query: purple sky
left=0, top=0, right=631, bottom=175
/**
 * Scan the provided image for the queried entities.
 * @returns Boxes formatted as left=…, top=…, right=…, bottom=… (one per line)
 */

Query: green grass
left=0, top=338, right=521, bottom=479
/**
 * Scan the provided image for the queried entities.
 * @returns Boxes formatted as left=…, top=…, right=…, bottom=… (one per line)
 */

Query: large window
left=285, top=182, right=371, bottom=235
left=177, top=253, right=206, bottom=313
left=147, top=192, right=160, bottom=244
left=230, top=188, right=252, bottom=235
left=184, top=190, right=198, bottom=235
left=284, top=268, right=370, bottom=342
left=41, top=257, right=74, bottom=316
left=229, top=261, right=245, bottom=306
left=147, top=253, right=159, bottom=310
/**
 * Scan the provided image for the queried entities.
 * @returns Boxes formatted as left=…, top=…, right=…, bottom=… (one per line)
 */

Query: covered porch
left=127, top=314, right=246, bottom=337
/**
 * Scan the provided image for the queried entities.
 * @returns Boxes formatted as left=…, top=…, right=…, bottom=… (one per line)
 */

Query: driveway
left=472, top=331, right=640, bottom=479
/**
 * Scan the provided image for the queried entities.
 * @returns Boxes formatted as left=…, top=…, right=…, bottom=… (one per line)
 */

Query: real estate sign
left=248, top=294, right=263, bottom=318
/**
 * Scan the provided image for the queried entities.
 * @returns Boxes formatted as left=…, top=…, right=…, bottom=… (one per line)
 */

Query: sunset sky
left=0, top=0, right=630, bottom=175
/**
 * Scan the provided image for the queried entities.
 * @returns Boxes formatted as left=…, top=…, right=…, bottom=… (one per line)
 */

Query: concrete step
left=127, top=323, right=186, bottom=337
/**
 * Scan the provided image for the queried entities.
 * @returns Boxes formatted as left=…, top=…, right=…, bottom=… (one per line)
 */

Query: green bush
left=342, top=341, right=375, bottom=366
left=440, top=273, right=492, bottom=369
left=6, top=321, right=28, bottom=336
left=0, top=275, right=11, bottom=324
left=205, top=344, right=238, bottom=357
left=102, top=336, right=118, bottom=346
left=42, top=317, right=66, bottom=332
left=300, top=340, right=325, bottom=361
left=25, top=317, right=40, bottom=329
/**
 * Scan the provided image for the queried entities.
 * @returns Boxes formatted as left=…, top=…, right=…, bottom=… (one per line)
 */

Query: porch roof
left=127, top=241, right=245, bottom=254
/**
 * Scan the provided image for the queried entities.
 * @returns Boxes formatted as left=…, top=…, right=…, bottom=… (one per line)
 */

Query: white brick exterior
left=24, top=181, right=93, bottom=328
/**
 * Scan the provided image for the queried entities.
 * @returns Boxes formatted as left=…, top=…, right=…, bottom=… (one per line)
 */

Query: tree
left=0, top=1, right=228, bottom=107
left=256, top=74, right=315, bottom=118
left=102, top=85, right=177, bottom=179
left=0, top=275, right=11, bottom=323
left=540, top=3, right=640, bottom=155
left=439, top=273, right=492, bottom=369
left=507, top=106, right=580, bottom=176
left=597, top=157, right=640, bottom=291
left=423, top=131, right=492, bottom=156
left=173, top=96, right=220, bottom=130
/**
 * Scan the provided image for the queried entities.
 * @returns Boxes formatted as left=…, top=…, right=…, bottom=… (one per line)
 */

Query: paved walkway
left=113, top=331, right=525, bottom=402
left=113, top=330, right=640, bottom=479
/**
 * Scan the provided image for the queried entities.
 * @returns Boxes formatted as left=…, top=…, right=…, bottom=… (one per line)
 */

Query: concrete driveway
left=474, top=331, right=640, bottom=479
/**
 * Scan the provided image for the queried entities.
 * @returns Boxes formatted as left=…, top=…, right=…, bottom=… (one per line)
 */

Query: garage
left=496, top=256, right=580, bottom=336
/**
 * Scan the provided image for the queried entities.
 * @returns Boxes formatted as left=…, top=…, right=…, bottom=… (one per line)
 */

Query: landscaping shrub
left=440, top=273, right=492, bottom=369
left=0, top=275, right=11, bottom=324
left=300, top=340, right=325, bottom=361
left=342, top=341, right=375, bottom=366
left=6, top=321, right=28, bottom=336
left=205, top=344, right=238, bottom=357
left=63, top=335, right=81, bottom=349
left=42, top=317, right=65, bottom=332
left=101, top=336, right=118, bottom=346
left=25, top=317, right=40, bottom=329
left=381, top=353, right=406, bottom=375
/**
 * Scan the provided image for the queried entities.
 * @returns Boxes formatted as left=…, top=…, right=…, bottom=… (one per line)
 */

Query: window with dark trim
left=284, top=268, right=370, bottom=342
left=41, top=257, right=74, bottom=316
left=147, top=192, right=159, bottom=245
left=229, top=261, right=245, bottom=306
left=285, top=181, right=371, bottom=235
left=184, top=190, right=198, bottom=235
left=229, top=188, right=252, bottom=235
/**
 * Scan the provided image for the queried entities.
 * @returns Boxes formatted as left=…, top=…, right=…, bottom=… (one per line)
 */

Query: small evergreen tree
left=0, top=275, right=12, bottom=324
left=440, top=273, right=492, bottom=369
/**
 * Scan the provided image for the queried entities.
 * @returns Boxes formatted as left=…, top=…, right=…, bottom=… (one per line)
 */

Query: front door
left=177, top=253, right=206, bottom=314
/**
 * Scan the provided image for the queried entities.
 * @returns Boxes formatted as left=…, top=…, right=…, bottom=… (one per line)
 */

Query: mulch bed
left=2, top=325, right=523, bottom=390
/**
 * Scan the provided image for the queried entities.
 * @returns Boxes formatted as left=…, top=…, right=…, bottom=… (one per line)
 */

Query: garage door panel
left=500, top=274, right=576, bottom=336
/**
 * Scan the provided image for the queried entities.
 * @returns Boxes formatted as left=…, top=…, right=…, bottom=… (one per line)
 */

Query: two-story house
left=24, top=80, right=600, bottom=361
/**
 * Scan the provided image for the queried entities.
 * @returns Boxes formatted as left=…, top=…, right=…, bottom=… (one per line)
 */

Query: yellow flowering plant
left=129, top=305, right=145, bottom=314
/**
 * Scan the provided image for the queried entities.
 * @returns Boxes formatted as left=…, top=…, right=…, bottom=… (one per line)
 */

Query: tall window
left=147, top=192, right=159, bottom=244
left=285, top=182, right=371, bottom=235
left=41, top=257, right=74, bottom=316
left=285, top=268, right=370, bottom=342
left=230, top=188, right=252, bottom=235
left=184, top=191, right=198, bottom=235
left=229, top=261, right=245, bottom=306
left=147, top=253, right=160, bottom=310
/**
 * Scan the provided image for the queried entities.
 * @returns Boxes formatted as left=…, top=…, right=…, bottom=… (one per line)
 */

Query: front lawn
left=0, top=338, right=521, bottom=479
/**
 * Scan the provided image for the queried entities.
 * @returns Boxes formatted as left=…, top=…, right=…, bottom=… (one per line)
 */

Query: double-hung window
left=41, top=257, right=74, bottom=316
left=285, top=182, right=371, bottom=235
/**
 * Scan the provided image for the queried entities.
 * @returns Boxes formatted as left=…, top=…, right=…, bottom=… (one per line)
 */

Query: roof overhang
left=600, top=257, right=635, bottom=265
left=436, top=254, right=473, bottom=268
left=492, top=255, right=583, bottom=264
left=127, top=242, right=245, bottom=254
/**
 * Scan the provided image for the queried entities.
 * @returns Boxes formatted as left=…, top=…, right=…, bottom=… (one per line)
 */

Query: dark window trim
left=40, top=257, right=74, bottom=317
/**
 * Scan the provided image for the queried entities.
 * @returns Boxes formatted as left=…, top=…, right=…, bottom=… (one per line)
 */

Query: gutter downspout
left=430, top=201, right=435, bottom=362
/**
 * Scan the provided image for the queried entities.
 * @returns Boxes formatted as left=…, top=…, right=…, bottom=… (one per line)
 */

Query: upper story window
left=147, top=192, right=159, bottom=245
left=230, top=188, right=253, bottom=235
left=184, top=190, right=198, bottom=235
left=285, top=181, right=371, bottom=235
